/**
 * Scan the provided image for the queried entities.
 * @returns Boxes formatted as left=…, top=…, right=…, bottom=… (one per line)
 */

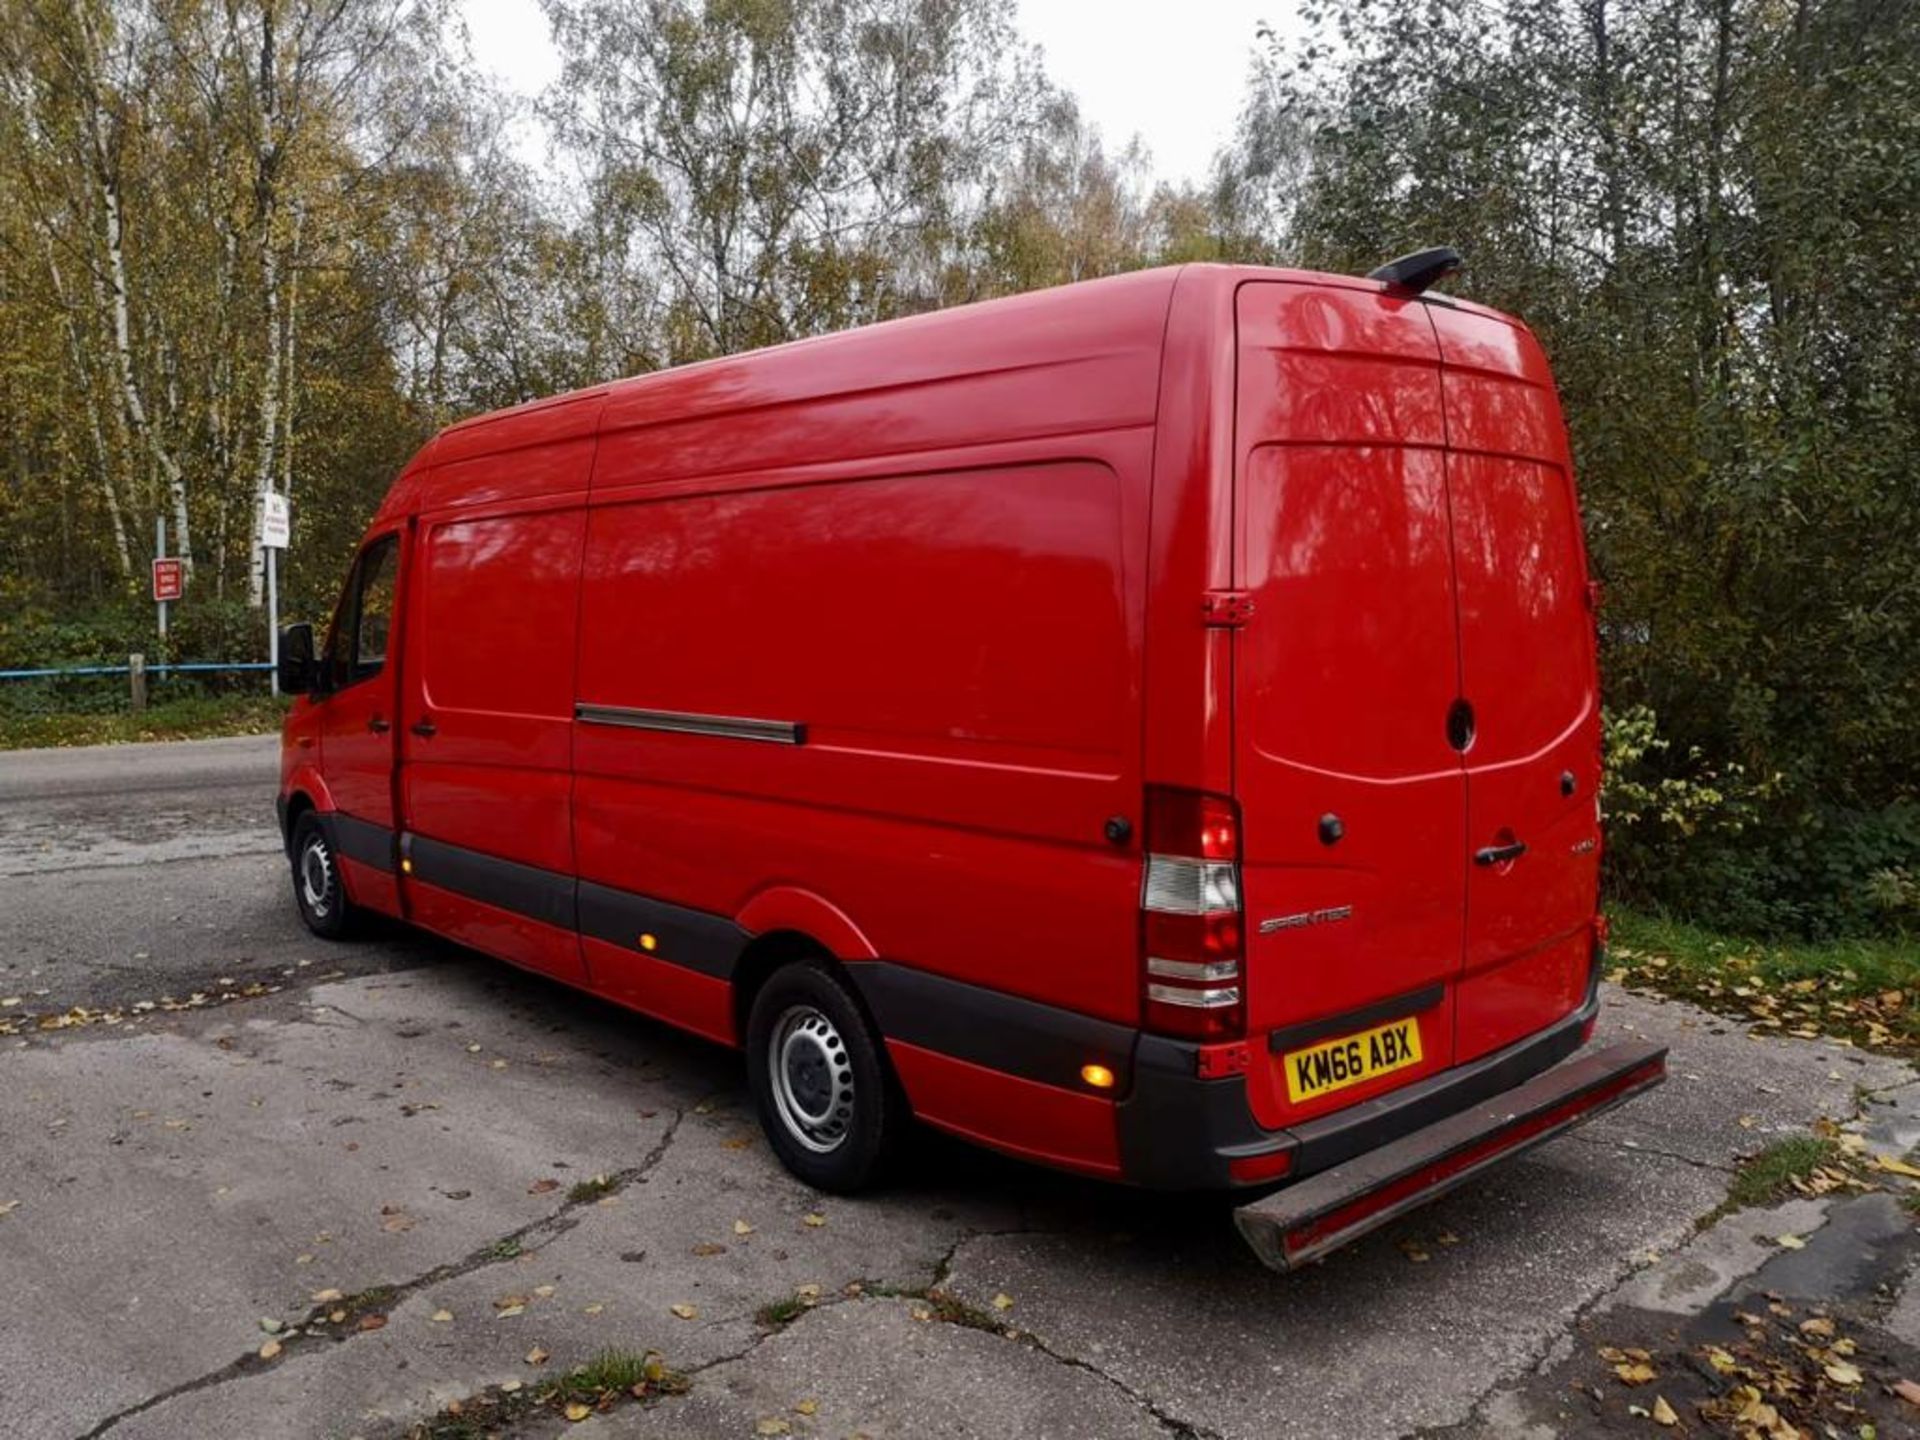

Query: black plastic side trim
left=330, top=813, right=396, bottom=873
left=405, top=834, right=575, bottom=931
left=1266, top=983, right=1446, bottom=1055
left=846, top=963, right=1135, bottom=1093
left=577, top=881, right=750, bottom=980
left=575, top=703, right=804, bottom=746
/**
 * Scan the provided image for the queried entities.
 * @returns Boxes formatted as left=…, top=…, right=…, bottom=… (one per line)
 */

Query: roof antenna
left=1367, top=246, right=1463, bottom=294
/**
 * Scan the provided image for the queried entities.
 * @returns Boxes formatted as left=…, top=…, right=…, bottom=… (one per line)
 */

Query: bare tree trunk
left=77, top=6, right=193, bottom=572
left=248, top=0, right=286, bottom=607
left=37, top=217, right=132, bottom=575
left=279, top=200, right=304, bottom=500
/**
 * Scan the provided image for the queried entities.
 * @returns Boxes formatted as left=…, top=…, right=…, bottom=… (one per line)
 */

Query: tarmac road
left=2, top=735, right=1919, bottom=1440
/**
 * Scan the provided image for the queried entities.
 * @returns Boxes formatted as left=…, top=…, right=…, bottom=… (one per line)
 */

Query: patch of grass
left=542, top=1347, right=687, bottom=1403
left=1696, top=1133, right=1877, bottom=1230
left=568, top=1174, right=616, bottom=1204
left=1608, top=907, right=1920, bottom=1053
left=0, top=691, right=289, bottom=749
left=920, top=1290, right=1005, bottom=1333
left=1724, top=1136, right=1845, bottom=1212
left=755, top=1296, right=808, bottom=1328
left=485, top=1238, right=523, bottom=1261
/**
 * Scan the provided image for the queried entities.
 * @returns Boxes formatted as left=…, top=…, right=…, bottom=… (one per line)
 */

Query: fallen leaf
left=563, top=1401, right=591, bottom=1421
left=1775, top=1233, right=1806, bottom=1249
left=755, top=1419, right=790, bottom=1436
left=529, top=1179, right=560, bottom=1195
left=795, top=1399, right=818, bottom=1415
left=1875, top=1154, right=1920, bottom=1180
left=691, top=1243, right=727, bottom=1257
left=430, top=1309, right=453, bottom=1323
left=1614, top=1361, right=1657, bottom=1385
left=1650, top=1395, right=1677, bottom=1427
left=258, top=1339, right=282, bottom=1360
left=525, top=1346, right=549, bottom=1365
left=583, top=1303, right=604, bottom=1315
left=499, top=1380, right=523, bottom=1394
left=489, top=1059, right=509, bottom=1070
left=733, top=1219, right=755, bottom=1236
left=259, top=1318, right=282, bottom=1334
left=358, top=1314, right=387, bottom=1332
left=381, top=1210, right=415, bottom=1234
left=723, top=1135, right=754, bottom=1149
left=328, top=1309, right=347, bottom=1324
left=310, top=1288, right=344, bottom=1304
left=803, top=1213, right=826, bottom=1228
left=494, top=1294, right=530, bottom=1311
left=1894, top=1378, right=1920, bottom=1406
left=534, top=1286, right=556, bottom=1300
left=495, top=1305, right=525, bottom=1320
left=1800, top=1316, right=1836, bottom=1338
left=991, top=1293, right=1014, bottom=1312
left=670, top=1303, right=698, bottom=1320
left=1825, top=1360, right=1863, bottom=1386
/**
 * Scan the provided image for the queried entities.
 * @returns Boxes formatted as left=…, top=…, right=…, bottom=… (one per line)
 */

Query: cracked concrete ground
left=3, top=736, right=1918, bottom=1440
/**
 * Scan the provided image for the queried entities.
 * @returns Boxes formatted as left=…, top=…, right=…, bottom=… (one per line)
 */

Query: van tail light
left=1141, top=786, right=1246, bottom=1041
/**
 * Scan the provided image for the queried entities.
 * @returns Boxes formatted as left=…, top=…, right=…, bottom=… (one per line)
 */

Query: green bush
left=1604, top=705, right=1919, bottom=939
left=0, top=588, right=272, bottom=719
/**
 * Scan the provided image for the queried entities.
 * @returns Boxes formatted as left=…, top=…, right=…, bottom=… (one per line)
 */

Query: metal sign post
left=261, top=494, right=291, bottom=697
left=152, top=516, right=173, bottom=638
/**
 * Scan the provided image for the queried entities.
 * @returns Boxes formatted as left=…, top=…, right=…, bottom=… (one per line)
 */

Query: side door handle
left=410, top=718, right=437, bottom=739
left=367, top=714, right=391, bottom=734
left=1474, top=840, right=1527, bottom=866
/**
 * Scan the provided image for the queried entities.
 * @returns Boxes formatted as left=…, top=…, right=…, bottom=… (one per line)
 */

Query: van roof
left=390, top=261, right=1527, bottom=494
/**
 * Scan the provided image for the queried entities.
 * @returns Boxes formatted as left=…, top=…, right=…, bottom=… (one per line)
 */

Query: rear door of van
left=1429, top=304, right=1601, bottom=1062
left=1231, top=281, right=1466, bottom=1132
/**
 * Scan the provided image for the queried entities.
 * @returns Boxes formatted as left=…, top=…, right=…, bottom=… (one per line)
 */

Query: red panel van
left=276, top=254, right=1664, bottom=1269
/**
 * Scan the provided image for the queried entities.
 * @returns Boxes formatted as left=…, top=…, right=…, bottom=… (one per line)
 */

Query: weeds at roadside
left=568, top=1174, right=616, bottom=1204
left=1697, top=1129, right=1894, bottom=1229
left=0, top=692, right=289, bottom=750
left=755, top=1295, right=808, bottom=1328
left=1607, top=908, right=1920, bottom=1056
left=402, top=1346, right=686, bottom=1437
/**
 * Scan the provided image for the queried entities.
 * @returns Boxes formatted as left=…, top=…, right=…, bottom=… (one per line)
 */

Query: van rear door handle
left=367, top=715, right=390, bottom=734
left=410, top=718, right=437, bottom=739
left=1474, top=840, right=1527, bottom=866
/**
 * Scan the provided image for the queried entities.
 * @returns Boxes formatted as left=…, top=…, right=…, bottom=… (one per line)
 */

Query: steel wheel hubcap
left=300, top=838, right=334, bottom=919
left=768, top=1005, right=855, bottom=1154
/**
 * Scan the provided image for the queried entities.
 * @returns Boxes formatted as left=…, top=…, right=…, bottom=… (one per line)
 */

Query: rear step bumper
left=1233, top=1040, right=1667, bottom=1271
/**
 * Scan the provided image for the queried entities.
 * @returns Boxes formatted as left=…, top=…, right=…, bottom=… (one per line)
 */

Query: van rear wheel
left=290, top=812, right=357, bottom=940
left=746, top=961, right=903, bottom=1193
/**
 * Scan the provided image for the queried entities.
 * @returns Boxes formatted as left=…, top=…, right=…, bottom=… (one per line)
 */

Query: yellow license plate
left=1284, top=1017, right=1423, bottom=1104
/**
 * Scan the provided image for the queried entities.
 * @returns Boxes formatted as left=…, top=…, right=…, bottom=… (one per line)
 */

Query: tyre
left=746, top=960, right=905, bottom=1193
left=290, top=811, right=356, bottom=940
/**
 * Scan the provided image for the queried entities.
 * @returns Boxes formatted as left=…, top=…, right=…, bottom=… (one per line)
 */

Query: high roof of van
left=375, top=262, right=1528, bottom=521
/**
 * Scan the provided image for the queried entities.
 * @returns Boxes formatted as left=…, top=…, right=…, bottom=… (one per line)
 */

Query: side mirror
left=278, top=622, right=319, bottom=695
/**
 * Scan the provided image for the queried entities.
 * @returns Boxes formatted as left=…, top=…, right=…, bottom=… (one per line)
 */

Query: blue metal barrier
left=0, top=662, right=273, bottom=680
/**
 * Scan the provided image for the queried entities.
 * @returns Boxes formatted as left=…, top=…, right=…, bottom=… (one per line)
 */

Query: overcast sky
left=460, top=0, right=1284, bottom=188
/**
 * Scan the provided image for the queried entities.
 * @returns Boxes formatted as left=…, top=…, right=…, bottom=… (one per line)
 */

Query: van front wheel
left=746, top=962, right=902, bottom=1193
left=290, top=812, right=356, bottom=940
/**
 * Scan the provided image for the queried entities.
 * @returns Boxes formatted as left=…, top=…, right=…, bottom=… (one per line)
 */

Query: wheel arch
left=281, top=788, right=319, bottom=856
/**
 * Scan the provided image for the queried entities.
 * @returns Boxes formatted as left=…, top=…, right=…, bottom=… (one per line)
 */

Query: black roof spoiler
left=1366, top=246, right=1463, bottom=295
